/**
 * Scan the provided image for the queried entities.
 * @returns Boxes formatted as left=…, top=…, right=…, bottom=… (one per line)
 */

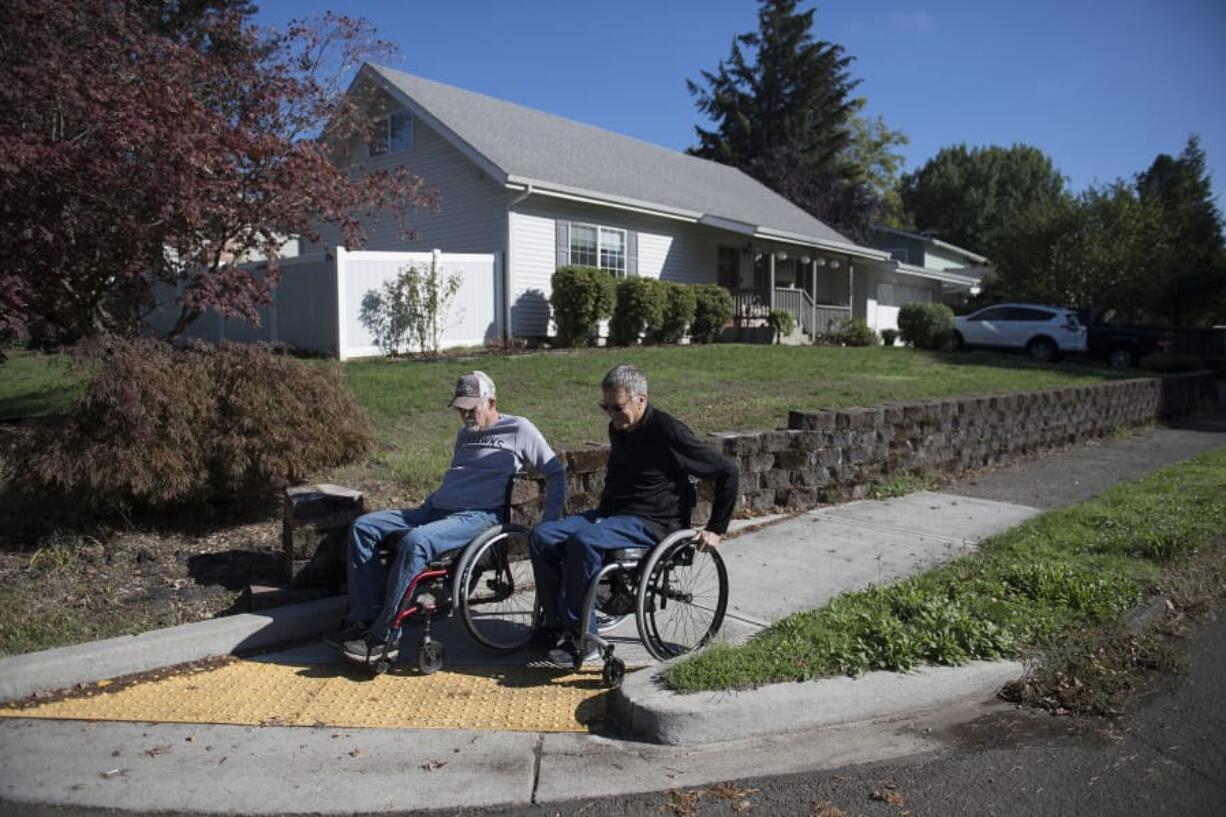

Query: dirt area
left=0, top=466, right=421, bottom=658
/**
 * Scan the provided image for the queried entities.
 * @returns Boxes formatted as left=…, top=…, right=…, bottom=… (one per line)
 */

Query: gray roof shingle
left=369, top=64, right=858, bottom=248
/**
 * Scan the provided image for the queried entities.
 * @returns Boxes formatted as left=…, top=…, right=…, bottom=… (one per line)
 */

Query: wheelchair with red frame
left=366, top=482, right=538, bottom=676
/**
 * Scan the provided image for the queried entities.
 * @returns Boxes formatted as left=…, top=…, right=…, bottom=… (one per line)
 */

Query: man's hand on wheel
left=694, top=530, right=721, bottom=552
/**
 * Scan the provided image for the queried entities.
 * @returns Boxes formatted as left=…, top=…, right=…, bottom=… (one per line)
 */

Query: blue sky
left=253, top=0, right=1226, bottom=197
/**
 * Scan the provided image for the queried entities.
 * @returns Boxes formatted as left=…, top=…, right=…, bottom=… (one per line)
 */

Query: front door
left=717, top=246, right=739, bottom=289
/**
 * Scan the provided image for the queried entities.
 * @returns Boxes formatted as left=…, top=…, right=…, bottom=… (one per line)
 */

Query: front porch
left=722, top=245, right=857, bottom=342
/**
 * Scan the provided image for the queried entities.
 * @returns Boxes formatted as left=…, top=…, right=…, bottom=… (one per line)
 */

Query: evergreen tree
left=1136, top=135, right=1226, bottom=325
left=687, top=0, right=873, bottom=238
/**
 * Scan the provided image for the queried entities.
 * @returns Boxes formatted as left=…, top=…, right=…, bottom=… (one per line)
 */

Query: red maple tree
left=0, top=0, right=435, bottom=346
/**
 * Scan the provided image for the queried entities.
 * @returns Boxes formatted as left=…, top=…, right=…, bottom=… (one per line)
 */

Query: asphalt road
left=453, top=606, right=1226, bottom=817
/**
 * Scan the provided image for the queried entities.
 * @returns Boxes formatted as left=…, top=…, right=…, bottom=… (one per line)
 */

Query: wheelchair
left=574, top=482, right=731, bottom=688
left=365, top=483, right=538, bottom=676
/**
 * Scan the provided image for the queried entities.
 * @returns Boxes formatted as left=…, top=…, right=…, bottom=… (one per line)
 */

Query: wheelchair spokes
left=458, top=530, right=538, bottom=653
left=639, top=541, right=728, bottom=660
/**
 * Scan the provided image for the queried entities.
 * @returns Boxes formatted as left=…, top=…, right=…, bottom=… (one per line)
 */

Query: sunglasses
left=598, top=398, right=635, bottom=414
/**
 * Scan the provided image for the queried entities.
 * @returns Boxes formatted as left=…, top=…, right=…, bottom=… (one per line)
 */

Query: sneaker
left=340, top=632, right=398, bottom=665
left=323, top=621, right=370, bottom=650
left=547, top=634, right=599, bottom=667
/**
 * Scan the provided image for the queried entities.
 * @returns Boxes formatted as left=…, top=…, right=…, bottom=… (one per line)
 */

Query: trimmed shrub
left=653, top=282, right=697, bottom=344
left=881, top=328, right=899, bottom=346
left=690, top=284, right=734, bottom=344
left=833, top=317, right=877, bottom=347
left=1139, top=353, right=1204, bottom=374
left=4, top=338, right=373, bottom=509
left=898, top=303, right=956, bottom=350
left=549, top=266, right=616, bottom=347
left=766, top=309, right=795, bottom=344
left=609, top=277, right=666, bottom=346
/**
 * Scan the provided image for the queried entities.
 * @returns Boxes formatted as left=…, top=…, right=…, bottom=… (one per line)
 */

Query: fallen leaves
left=810, top=802, right=847, bottom=817
left=421, top=758, right=447, bottom=772
left=143, top=745, right=172, bottom=758
left=869, top=782, right=906, bottom=807
left=668, top=783, right=760, bottom=815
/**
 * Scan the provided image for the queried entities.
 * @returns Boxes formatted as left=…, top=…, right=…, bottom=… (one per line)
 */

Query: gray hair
left=602, top=364, right=647, bottom=397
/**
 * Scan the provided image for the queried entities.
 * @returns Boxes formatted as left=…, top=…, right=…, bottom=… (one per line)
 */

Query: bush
left=898, top=303, right=956, bottom=350
left=690, top=284, right=734, bottom=344
left=654, top=282, right=697, bottom=344
left=766, top=309, right=795, bottom=344
left=832, top=317, right=877, bottom=347
left=358, top=258, right=463, bottom=357
left=881, top=328, right=899, bottom=346
left=1139, top=353, right=1204, bottom=374
left=4, top=338, right=373, bottom=509
left=549, top=266, right=617, bottom=347
left=609, top=278, right=666, bottom=346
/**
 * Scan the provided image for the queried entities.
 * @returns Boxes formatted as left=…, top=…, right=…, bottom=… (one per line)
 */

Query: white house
left=295, top=64, right=923, bottom=347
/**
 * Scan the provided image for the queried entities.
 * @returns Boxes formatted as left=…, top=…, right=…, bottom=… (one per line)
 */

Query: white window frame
left=571, top=222, right=627, bottom=276
left=368, top=110, right=414, bottom=157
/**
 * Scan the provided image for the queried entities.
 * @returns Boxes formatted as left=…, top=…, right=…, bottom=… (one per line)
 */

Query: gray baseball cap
left=449, top=370, right=496, bottom=409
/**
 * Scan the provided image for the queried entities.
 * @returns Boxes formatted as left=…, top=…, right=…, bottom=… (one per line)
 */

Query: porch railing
left=733, top=287, right=852, bottom=337
left=773, top=288, right=852, bottom=336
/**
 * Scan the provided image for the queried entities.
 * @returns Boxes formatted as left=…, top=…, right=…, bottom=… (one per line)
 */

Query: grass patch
left=0, top=350, right=83, bottom=420
left=664, top=445, right=1226, bottom=693
left=868, top=471, right=937, bottom=499
left=2, top=344, right=1129, bottom=496
left=338, top=345, right=1124, bottom=495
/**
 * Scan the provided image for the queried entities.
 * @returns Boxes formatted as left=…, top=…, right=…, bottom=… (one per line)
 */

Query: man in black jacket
left=528, top=364, right=739, bottom=664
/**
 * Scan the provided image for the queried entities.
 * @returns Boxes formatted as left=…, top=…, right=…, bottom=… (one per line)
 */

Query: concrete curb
left=0, top=596, right=346, bottom=702
left=613, top=657, right=1025, bottom=745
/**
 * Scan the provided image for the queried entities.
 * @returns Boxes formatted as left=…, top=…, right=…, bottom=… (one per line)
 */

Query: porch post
left=768, top=252, right=776, bottom=311
left=810, top=257, right=817, bottom=344
left=847, top=259, right=854, bottom=319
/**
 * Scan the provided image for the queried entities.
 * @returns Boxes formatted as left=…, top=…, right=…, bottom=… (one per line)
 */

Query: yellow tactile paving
left=0, top=660, right=613, bottom=733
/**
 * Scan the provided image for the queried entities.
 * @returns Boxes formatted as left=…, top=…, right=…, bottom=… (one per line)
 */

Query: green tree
left=687, top=0, right=875, bottom=237
left=687, top=0, right=858, bottom=171
left=900, top=144, right=1067, bottom=255
left=843, top=100, right=911, bottom=228
left=1136, top=136, right=1226, bottom=325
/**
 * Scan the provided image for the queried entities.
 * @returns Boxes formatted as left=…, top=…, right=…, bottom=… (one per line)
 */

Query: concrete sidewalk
left=1, top=408, right=1224, bottom=814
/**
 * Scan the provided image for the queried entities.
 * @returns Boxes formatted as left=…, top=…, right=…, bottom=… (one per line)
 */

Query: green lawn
left=3, top=345, right=1130, bottom=497
left=340, top=345, right=1129, bottom=494
left=664, top=444, right=1226, bottom=694
left=0, top=351, right=83, bottom=421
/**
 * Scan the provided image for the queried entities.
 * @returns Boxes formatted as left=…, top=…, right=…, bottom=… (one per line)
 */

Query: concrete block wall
left=510, top=372, right=1218, bottom=520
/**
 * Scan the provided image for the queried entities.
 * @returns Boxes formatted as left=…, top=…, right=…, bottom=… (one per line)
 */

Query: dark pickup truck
left=1078, top=312, right=1226, bottom=369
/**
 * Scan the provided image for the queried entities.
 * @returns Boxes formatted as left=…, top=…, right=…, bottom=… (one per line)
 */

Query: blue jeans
left=529, top=511, right=656, bottom=635
left=346, top=503, right=500, bottom=640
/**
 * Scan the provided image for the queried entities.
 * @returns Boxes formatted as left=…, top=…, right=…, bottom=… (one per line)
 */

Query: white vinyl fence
left=147, top=249, right=503, bottom=359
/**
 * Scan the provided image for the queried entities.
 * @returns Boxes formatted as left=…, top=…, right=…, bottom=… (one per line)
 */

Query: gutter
left=503, top=184, right=535, bottom=343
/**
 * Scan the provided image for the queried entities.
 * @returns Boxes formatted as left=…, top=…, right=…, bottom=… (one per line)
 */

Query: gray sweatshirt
left=430, top=414, right=565, bottom=521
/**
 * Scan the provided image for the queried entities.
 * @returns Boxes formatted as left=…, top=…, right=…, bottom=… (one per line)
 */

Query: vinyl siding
left=303, top=90, right=509, bottom=256
left=509, top=198, right=726, bottom=336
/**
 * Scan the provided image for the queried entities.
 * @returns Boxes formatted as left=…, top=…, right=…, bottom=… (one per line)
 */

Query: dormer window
left=369, top=110, right=413, bottom=157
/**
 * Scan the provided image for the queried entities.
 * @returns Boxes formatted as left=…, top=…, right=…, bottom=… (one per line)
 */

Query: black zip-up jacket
left=598, top=404, right=739, bottom=540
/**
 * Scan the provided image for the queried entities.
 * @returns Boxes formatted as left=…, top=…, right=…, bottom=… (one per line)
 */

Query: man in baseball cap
left=329, top=370, right=565, bottom=665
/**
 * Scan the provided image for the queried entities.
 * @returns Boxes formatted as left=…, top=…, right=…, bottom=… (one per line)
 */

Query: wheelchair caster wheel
left=417, top=638, right=444, bottom=675
left=372, top=658, right=391, bottom=676
left=601, top=656, right=626, bottom=689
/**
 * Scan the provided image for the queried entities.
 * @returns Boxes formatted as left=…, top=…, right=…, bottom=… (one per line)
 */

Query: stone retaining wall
left=284, top=372, right=1217, bottom=589
left=509, top=372, right=1218, bottom=523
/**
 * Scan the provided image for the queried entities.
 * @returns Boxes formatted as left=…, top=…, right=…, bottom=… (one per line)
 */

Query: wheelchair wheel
left=417, top=637, right=444, bottom=675
left=635, top=531, right=729, bottom=661
left=455, top=526, right=538, bottom=653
